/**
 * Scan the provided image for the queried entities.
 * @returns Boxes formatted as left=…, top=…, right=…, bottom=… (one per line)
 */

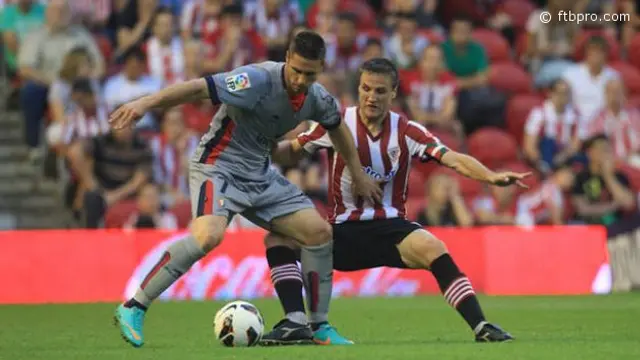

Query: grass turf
left=1, top=294, right=639, bottom=360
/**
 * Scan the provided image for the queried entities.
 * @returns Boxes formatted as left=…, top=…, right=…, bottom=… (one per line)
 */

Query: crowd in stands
left=2, top=0, right=640, bottom=230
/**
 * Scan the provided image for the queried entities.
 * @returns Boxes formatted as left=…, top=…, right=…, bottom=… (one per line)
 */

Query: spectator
left=588, top=78, right=640, bottom=163
left=183, top=39, right=204, bottom=80
left=70, top=0, right=111, bottom=30
left=149, top=108, right=198, bottom=207
left=562, top=36, right=619, bottom=126
left=180, top=0, right=225, bottom=41
left=202, top=4, right=267, bottom=73
left=515, top=163, right=575, bottom=226
left=0, top=0, right=46, bottom=77
left=416, top=173, right=474, bottom=227
left=124, top=183, right=178, bottom=230
left=72, top=126, right=153, bottom=228
left=416, top=0, right=443, bottom=31
left=385, top=12, right=429, bottom=70
left=245, top=0, right=302, bottom=61
left=523, top=79, right=585, bottom=173
left=404, top=44, right=461, bottom=138
left=346, top=38, right=384, bottom=100
left=473, top=175, right=518, bottom=225
left=307, top=0, right=338, bottom=37
left=571, top=134, right=636, bottom=225
left=181, top=40, right=216, bottom=134
left=145, top=6, right=185, bottom=85
left=103, top=47, right=163, bottom=130
left=574, top=0, right=617, bottom=33
left=110, top=0, right=158, bottom=58
left=18, top=0, right=105, bottom=161
left=325, top=12, right=363, bottom=74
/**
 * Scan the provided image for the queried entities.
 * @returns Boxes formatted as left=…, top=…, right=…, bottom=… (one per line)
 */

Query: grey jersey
left=192, top=61, right=341, bottom=176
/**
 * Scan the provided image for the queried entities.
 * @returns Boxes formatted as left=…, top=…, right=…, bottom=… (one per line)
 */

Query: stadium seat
left=489, top=62, right=533, bottom=95
left=407, top=171, right=426, bottom=198
left=171, top=201, right=192, bottom=229
left=104, top=200, right=138, bottom=228
left=497, top=0, right=536, bottom=31
left=418, top=29, right=445, bottom=44
left=618, top=163, right=640, bottom=192
left=467, top=127, right=519, bottom=169
left=609, top=61, right=640, bottom=95
left=627, top=94, right=640, bottom=109
left=627, top=33, right=640, bottom=71
left=573, top=30, right=620, bottom=62
left=505, top=94, right=544, bottom=143
left=472, top=28, right=511, bottom=63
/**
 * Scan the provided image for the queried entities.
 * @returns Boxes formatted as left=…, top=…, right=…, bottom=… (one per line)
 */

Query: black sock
left=124, top=298, right=147, bottom=311
left=267, top=246, right=306, bottom=317
left=430, top=254, right=485, bottom=331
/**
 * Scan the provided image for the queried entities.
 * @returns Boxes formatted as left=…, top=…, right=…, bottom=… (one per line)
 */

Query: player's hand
left=109, top=101, right=145, bottom=129
left=352, top=172, right=383, bottom=204
left=489, top=171, right=532, bottom=189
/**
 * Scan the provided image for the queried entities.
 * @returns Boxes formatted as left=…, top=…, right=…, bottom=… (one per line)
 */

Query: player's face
left=285, top=52, right=324, bottom=94
left=358, top=71, right=397, bottom=120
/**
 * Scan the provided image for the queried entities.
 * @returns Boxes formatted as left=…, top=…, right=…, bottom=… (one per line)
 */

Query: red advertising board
left=0, top=226, right=609, bottom=304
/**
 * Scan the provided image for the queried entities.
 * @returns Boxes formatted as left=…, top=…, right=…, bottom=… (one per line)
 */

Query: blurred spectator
left=47, top=48, right=101, bottom=126
left=346, top=38, right=384, bottom=99
left=588, top=78, right=640, bottom=162
left=571, top=134, right=636, bottom=225
left=180, top=0, right=225, bottom=41
left=0, top=0, right=46, bottom=76
left=183, top=39, right=204, bottom=80
left=473, top=178, right=518, bottom=225
left=202, top=4, right=267, bottom=73
left=562, top=36, right=619, bottom=125
left=416, top=0, right=443, bottom=31
left=145, top=6, right=185, bottom=85
left=245, top=0, right=302, bottom=61
left=515, top=164, right=575, bottom=226
left=574, top=0, right=617, bottom=33
left=307, top=0, right=338, bottom=37
left=404, top=44, right=462, bottom=138
left=523, top=79, right=585, bottom=173
left=18, top=0, right=105, bottom=160
left=149, top=108, right=198, bottom=207
left=111, top=0, right=158, bottom=58
left=385, top=12, right=429, bottom=70
left=103, top=47, right=163, bottom=130
left=124, top=183, right=178, bottom=230
left=72, top=127, right=153, bottom=228
left=181, top=39, right=216, bottom=134
left=70, top=0, right=111, bottom=30
left=416, top=173, right=474, bottom=227
left=325, top=12, right=363, bottom=74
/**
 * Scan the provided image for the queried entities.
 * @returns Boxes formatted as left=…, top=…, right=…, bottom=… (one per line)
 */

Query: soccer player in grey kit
left=109, top=31, right=382, bottom=348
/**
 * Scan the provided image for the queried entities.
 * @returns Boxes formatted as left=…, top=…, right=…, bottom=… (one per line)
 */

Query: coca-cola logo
left=124, top=232, right=422, bottom=301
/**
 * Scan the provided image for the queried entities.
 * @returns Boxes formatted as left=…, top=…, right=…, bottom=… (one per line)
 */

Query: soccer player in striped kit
left=262, top=58, right=525, bottom=345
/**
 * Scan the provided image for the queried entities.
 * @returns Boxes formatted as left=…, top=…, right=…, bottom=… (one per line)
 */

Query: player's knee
left=191, top=215, right=225, bottom=252
left=302, top=221, right=333, bottom=247
left=264, top=233, right=298, bottom=249
left=409, top=232, right=448, bottom=268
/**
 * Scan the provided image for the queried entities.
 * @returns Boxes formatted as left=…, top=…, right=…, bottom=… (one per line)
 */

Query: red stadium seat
left=505, top=94, right=544, bottom=143
left=497, top=0, right=536, bottom=30
left=472, top=28, right=511, bottom=63
left=627, top=94, right=640, bottom=110
left=171, top=201, right=192, bottom=229
left=514, top=31, right=529, bottom=62
left=573, top=30, right=620, bottom=62
left=455, top=172, right=483, bottom=199
left=610, top=61, right=640, bottom=95
left=619, top=164, right=640, bottom=192
left=104, top=200, right=138, bottom=228
left=489, top=62, right=533, bottom=95
left=467, top=127, right=519, bottom=168
left=407, top=171, right=426, bottom=198
left=627, top=33, right=640, bottom=72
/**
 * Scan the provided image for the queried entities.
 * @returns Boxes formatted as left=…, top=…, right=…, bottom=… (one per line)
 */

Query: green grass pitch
left=1, top=294, right=639, bottom=360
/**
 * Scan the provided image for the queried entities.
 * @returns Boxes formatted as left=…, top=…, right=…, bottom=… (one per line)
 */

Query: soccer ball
left=213, top=300, right=265, bottom=347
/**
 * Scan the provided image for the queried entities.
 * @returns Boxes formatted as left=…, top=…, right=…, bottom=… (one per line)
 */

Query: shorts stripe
left=196, top=180, right=215, bottom=216
left=199, top=116, right=235, bottom=164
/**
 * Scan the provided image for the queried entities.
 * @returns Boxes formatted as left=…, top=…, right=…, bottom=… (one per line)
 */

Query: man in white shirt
left=562, top=36, right=619, bottom=127
left=103, top=47, right=163, bottom=129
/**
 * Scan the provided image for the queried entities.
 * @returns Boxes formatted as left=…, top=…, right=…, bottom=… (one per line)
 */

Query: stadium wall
left=0, top=226, right=610, bottom=304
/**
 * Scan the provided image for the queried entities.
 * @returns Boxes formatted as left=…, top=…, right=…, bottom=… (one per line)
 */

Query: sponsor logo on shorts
left=225, top=73, right=251, bottom=92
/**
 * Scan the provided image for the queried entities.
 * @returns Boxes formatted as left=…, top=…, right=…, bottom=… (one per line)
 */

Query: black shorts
left=332, top=218, right=423, bottom=271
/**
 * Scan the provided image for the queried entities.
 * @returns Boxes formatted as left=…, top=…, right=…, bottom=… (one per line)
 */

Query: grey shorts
left=189, top=162, right=315, bottom=230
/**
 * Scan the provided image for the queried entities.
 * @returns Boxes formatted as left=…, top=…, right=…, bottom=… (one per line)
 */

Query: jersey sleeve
left=312, top=85, right=342, bottom=131
left=405, top=121, right=450, bottom=162
left=297, top=122, right=333, bottom=153
left=204, top=64, right=270, bottom=110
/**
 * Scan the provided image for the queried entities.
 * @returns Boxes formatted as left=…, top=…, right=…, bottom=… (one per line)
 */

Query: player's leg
left=396, top=228, right=514, bottom=342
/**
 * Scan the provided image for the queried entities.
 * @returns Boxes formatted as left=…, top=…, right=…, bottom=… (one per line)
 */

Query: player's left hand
left=489, top=171, right=532, bottom=188
left=109, top=101, right=145, bottom=129
left=352, top=173, right=383, bottom=204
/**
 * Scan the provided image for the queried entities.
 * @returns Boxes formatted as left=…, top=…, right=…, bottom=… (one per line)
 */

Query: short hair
left=153, top=6, right=174, bottom=22
left=71, top=78, right=94, bottom=95
left=586, top=35, right=609, bottom=52
left=548, top=78, right=568, bottom=91
left=220, top=4, right=243, bottom=17
left=582, top=133, right=609, bottom=152
left=121, top=46, right=146, bottom=63
left=337, top=12, right=358, bottom=25
left=358, top=58, right=399, bottom=89
left=450, top=13, right=474, bottom=28
left=364, top=38, right=382, bottom=49
left=289, top=30, right=326, bottom=61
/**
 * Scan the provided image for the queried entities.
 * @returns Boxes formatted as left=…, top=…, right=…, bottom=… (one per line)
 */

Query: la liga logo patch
left=225, top=73, right=251, bottom=92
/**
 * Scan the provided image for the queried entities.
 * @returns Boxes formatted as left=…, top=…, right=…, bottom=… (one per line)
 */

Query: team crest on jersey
left=388, top=147, right=400, bottom=163
left=225, top=73, right=251, bottom=92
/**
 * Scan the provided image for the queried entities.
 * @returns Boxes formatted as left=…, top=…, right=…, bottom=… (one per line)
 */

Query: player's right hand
left=109, top=102, right=144, bottom=129
left=352, top=173, right=383, bottom=204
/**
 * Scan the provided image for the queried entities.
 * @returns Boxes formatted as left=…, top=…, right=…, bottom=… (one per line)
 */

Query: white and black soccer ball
left=213, top=300, right=265, bottom=347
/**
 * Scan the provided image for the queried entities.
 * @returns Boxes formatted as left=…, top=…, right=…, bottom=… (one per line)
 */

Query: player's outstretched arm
left=440, top=151, right=531, bottom=188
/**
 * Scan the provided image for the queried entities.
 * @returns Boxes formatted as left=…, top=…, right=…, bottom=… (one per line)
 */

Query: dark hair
left=221, top=4, right=243, bottom=17
left=358, top=58, right=399, bottom=89
left=586, top=35, right=609, bottom=52
left=289, top=30, right=326, bottom=61
left=364, top=38, right=382, bottom=49
left=450, top=13, right=474, bottom=27
left=337, top=12, right=358, bottom=25
left=122, top=46, right=146, bottom=63
left=582, top=133, right=609, bottom=152
left=395, top=11, right=417, bottom=22
left=71, top=78, right=94, bottom=95
left=548, top=78, right=568, bottom=91
left=153, top=6, right=174, bottom=23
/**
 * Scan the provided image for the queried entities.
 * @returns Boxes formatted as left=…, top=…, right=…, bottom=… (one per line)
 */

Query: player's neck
left=358, top=108, right=385, bottom=132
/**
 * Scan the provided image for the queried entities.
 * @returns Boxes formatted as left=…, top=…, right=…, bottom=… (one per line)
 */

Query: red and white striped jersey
left=524, top=100, right=585, bottom=145
left=588, top=106, right=640, bottom=160
left=62, top=104, right=110, bottom=145
left=181, top=0, right=220, bottom=39
left=402, top=71, right=458, bottom=113
left=297, top=106, right=449, bottom=224
left=515, top=181, right=563, bottom=226
left=244, top=0, right=302, bottom=42
left=71, top=0, right=111, bottom=23
left=144, top=37, right=185, bottom=86
left=149, top=134, right=199, bottom=196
